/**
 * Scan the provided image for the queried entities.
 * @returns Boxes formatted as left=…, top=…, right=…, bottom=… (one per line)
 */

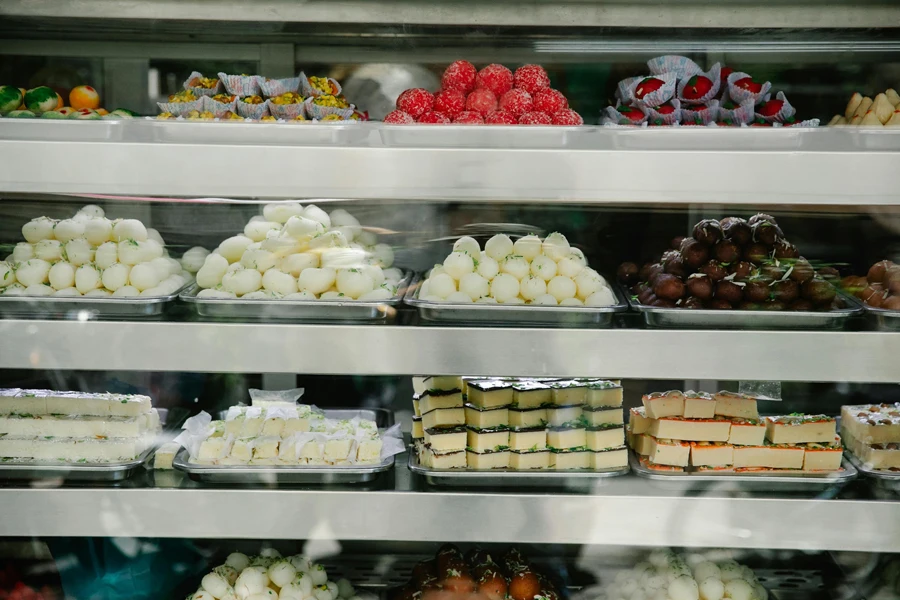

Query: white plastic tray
left=130, top=118, right=370, bottom=146
left=0, top=118, right=127, bottom=141
left=378, top=124, right=590, bottom=149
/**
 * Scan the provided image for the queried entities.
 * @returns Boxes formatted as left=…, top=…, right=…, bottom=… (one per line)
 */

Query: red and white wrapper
left=218, top=72, right=263, bottom=97
left=299, top=72, right=343, bottom=98
left=267, top=98, right=307, bottom=120
left=755, top=91, right=796, bottom=124
left=647, top=55, right=703, bottom=80
left=202, top=95, right=237, bottom=118
left=645, top=98, right=681, bottom=126
left=681, top=100, right=719, bottom=126
left=717, top=99, right=756, bottom=125
left=631, top=72, right=678, bottom=109
left=601, top=105, right=647, bottom=126
left=259, top=77, right=301, bottom=98
left=156, top=98, right=203, bottom=117
left=182, top=71, right=222, bottom=97
left=677, top=63, right=721, bottom=105
left=236, top=99, right=270, bottom=120
left=615, top=76, right=642, bottom=105
left=726, top=71, right=772, bottom=106
left=304, top=97, right=355, bottom=120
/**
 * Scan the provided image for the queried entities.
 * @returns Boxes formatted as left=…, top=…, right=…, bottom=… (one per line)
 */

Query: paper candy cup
left=677, top=63, right=722, bottom=105
left=632, top=72, right=678, bottom=109
left=756, top=91, right=797, bottom=123
left=267, top=98, right=307, bottom=120
left=304, top=97, right=355, bottom=120
left=727, top=71, right=772, bottom=106
left=718, top=99, right=756, bottom=125
left=600, top=105, right=647, bottom=126
left=645, top=98, right=681, bottom=126
left=260, top=77, right=301, bottom=98
left=681, top=99, right=719, bottom=126
left=647, top=55, right=703, bottom=80
left=156, top=98, right=203, bottom=117
left=615, top=76, right=643, bottom=105
left=218, top=72, right=263, bottom=97
left=236, top=100, right=270, bottom=120
left=202, top=95, right=237, bottom=118
left=299, top=72, right=343, bottom=98
left=182, top=71, right=222, bottom=97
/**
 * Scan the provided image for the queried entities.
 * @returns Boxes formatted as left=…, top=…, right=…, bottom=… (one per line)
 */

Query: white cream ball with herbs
left=485, top=234, right=514, bottom=261
left=22, top=218, right=55, bottom=244
left=443, top=251, right=475, bottom=280
left=452, top=236, right=480, bottom=257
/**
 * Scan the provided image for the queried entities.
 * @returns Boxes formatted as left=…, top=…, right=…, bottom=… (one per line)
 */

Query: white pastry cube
left=324, top=438, right=353, bottom=463
left=550, top=381, right=587, bottom=406
left=197, top=437, right=230, bottom=461
left=241, top=416, right=264, bottom=437
left=230, top=439, right=253, bottom=462
left=590, top=447, right=627, bottom=470
left=648, top=438, right=690, bottom=467
left=642, top=391, right=685, bottom=419
left=464, top=405, right=509, bottom=430
left=509, top=408, right=547, bottom=429
left=547, top=427, right=586, bottom=450
left=300, top=440, right=323, bottom=462
left=629, top=407, right=650, bottom=434
left=586, top=426, right=625, bottom=451
left=586, top=383, right=623, bottom=408
left=225, top=416, right=244, bottom=437
left=546, top=405, right=582, bottom=427
left=357, top=438, right=383, bottom=463
left=283, top=417, right=310, bottom=435
left=584, top=407, right=624, bottom=427
left=252, top=437, right=280, bottom=460
left=714, top=392, right=759, bottom=419
left=549, top=449, right=590, bottom=470
left=511, top=382, right=551, bottom=408
left=466, top=449, right=509, bottom=469
left=108, top=394, right=152, bottom=417
left=508, top=429, right=546, bottom=451
left=262, top=417, right=285, bottom=437
left=510, top=449, right=550, bottom=470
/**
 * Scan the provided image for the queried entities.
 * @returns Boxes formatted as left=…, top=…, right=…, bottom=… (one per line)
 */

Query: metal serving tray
left=408, top=452, right=629, bottom=489
left=174, top=408, right=395, bottom=485
left=405, top=282, right=628, bottom=327
left=844, top=449, right=900, bottom=492
left=130, top=118, right=370, bottom=146
left=862, top=304, right=900, bottom=331
left=623, top=285, right=862, bottom=330
left=0, top=282, right=190, bottom=319
left=608, top=126, right=819, bottom=151
left=378, top=124, right=590, bottom=149
left=629, top=451, right=857, bottom=493
left=0, top=118, right=127, bottom=142
left=180, top=273, right=411, bottom=322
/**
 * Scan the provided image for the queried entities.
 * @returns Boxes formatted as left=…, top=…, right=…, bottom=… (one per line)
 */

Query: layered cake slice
left=683, top=391, right=716, bottom=419
left=467, top=380, right=514, bottom=409
left=508, top=428, right=546, bottom=452
left=690, top=442, right=734, bottom=467
left=714, top=391, right=758, bottom=419
left=649, top=416, right=731, bottom=442
left=648, top=437, right=690, bottom=467
left=511, top=381, right=552, bottom=409
left=642, top=391, right=685, bottom=419
left=583, top=406, right=623, bottom=426
left=586, top=381, right=623, bottom=408
left=732, top=443, right=804, bottom=469
left=510, top=449, right=550, bottom=470
left=765, top=415, right=836, bottom=444
left=728, top=418, right=766, bottom=446
left=591, top=446, right=628, bottom=469
left=419, top=388, right=464, bottom=414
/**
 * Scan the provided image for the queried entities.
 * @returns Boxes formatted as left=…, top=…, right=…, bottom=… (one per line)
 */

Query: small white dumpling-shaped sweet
left=279, top=253, right=319, bottom=277
left=568, top=247, right=587, bottom=265
left=262, top=269, right=298, bottom=296
left=372, top=243, right=394, bottom=268
left=310, top=565, right=328, bottom=586
left=139, top=239, right=164, bottom=262
left=357, top=230, right=377, bottom=247
left=574, top=268, right=604, bottom=300
left=542, top=232, right=570, bottom=261
left=302, top=205, right=332, bottom=229
left=200, top=253, right=229, bottom=273
left=557, top=255, right=585, bottom=279
left=501, top=255, right=530, bottom=280
left=95, top=242, right=118, bottom=269
left=192, top=591, right=215, bottom=600
left=288, top=555, right=311, bottom=574
left=532, top=293, right=558, bottom=305
left=217, top=235, right=254, bottom=263
left=560, top=297, right=583, bottom=306
left=309, top=230, right=349, bottom=251
left=74, top=264, right=102, bottom=293
left=201, top=572, right=233, bottom=599
left=361, top=264, right=385, bottom=287
left=84, top=217, right=113, bottom=246
left=325, top=582, right=339, bottom=600
left=12, top=242, right=35, bottom=264
left=244, top=220, right=282, bottom=243
left=158, top=275, right=186, bottom=294
left=1, top=284, right=25, bottom=296
left=585, top=288, right=616, bottom=306
left=53, top=219, right=85, bottom=243
left=445, top=291, right=473, bottom=303
left=279, top=580, right=309, bottom=600
left=65, top=238, right=94, bottom=266
left=263, top=202, right=304, bottom=224
left=699, top=579, right=726, bottom=600
left=330, top=209, right=362, bottom=240
left=513, top=234, right=542, bottom=261
left=668, top=576, right=699, bottom=600
left=429, top=264, right=446, bottom=278
left=196, top=288, right=234, bottom=299
left=336, top=579, right=354, bottom=599
left=490, top=273, right=519, bottom=302
left=283, top=216, right=325, bottom=240
left=459, top=272, right=489, bottom=300
left=383, top=267, right=403, bottom=283
left=452, top=236, right=480, bottom=257
left=718, top=562, right=742, bottom=583
left=547, top=276, right=576, bottom=302
left=723, top=580, right=753, bottom=600
left=111, top=285, right=139, bottom=297
left=24, top=284, right=53, bottom=296
left=225, top=553, right=251, bottom=573
left=268, top=560, right=297, bottom=588
left=197, top=267, right=226, bottom=289
left=53, top=287, right=81, bottom=297
left=428, top=273, right=457, bottom=299
left=78, top=204, right=105, bottom=218
left=313, top=586, right=334, bottom=600
left=222, top=267, right=263, bottom=296
left=693, top=563, right=720, bottom=583
left=129, top=263, right=162, bottom=292
left=443, top=252, right=475, bottom=280
left=476, top=296, right=498, bottom=304
left=16, top=259, right=51, bottom=287
left=241, top=248, right=278, bottom=273
left=0, top=263, right=15, bottom=288
left=297, top=267, right=337, bottom=295
left=358, top=287, right=393, bottom=301
left=752, top=584, right=767, bottom=600
left=234, top=566, right=269, bottom=598
left=336, top=269, right=375, bottom=299
left=476, top=254, right=499, bottom=280
left=519, top=274, right=547, bottom=301
left=530, top=255, right=557, bottom=280
left=117, top=240, right=143, bottom=265
left=283, top=291, right=317, bottom=300
left=49, top=261, right=76, bottom=290
left=34, top=239, right=63, bottom=262
left=111, top=218, right=148, bottom=242
left=320, top=247, right=368, bottom=270
left=22, top=217, right=56, bottom=243
left=181, top=246, right=210, bottom=273
left=139, top=285, right=165, bottom=297
left=101, top=263, right=131, bottom=292
left=149, top=257, right=178, bottom=279
left=505, top=296, right=525, bottom=305
left=484, top=234, right=513, bottom=261
left=146, top=227, right=165, bottom=246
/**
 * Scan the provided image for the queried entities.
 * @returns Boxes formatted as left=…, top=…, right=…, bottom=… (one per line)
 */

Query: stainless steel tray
left=629, top=450, right=857, bottom=492
left=0, top=445, right=155, bottom=482
left=408, top=452, right=629, bottom=488
left=862, top=304, right=900, bottom=331
left=405, top=281, right=628, bottom=327
left=623, top=285, right=862, bottom=330
left=378, top=124, right=590, bottom=149
left=844, top=449, right=900, bottom=492
left=180, top=273, right=411, bottom=322
left=174, top=408, right=395, bottom=485
left=0, top=118, right=127, bottom=142
left=130, top=118, right=370, bottom=146
left=0, top=282, right=190, bottom=319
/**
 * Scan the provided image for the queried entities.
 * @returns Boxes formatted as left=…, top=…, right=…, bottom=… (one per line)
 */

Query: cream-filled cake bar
left=586, top=424, right=625, bottom=451
left=508, top=428, right=546, bottom=451
left=466, top=427, right=509, bottom=453
left=586, top=381, right=623, bottom=408
left=642, top=391, right=685, bottom=419
left=411, top=416, right=424, bottom=440
left=511, top=381, right=552, bottom=409
left=466, top=448, right=510, bottom=469
left=546, top=405, right=583, bottom=427
left=464, top=403, right=509, bottom=430
left=648, top=437, right=691, bottom=467
left=629, top=407, right=650, bottom=435
left=765, top=415, right=836, bottom=444
left=549, top=448, right=590, bottom=470
left=801, top=438, right=843, bottom=471
left=0, top=389, right=152, bottom=418
left=841, top=403, right=900, bottom=444
left=649, top=417, right=731, bottom=442
left=550, top=380, right=588, bottom=406
left=421, top=407, right=465, bottom=430
left=419, top=389, right=464, bottom=414
left=422, top=376, right=463, bottom=391
left=583, top=406, right=624, bottom=427
left=547, top=426, right=586, bottom=450
left=424, top=426, right=467, bottom=453
left=591, top=446, right=627, bottom=469
left=421, top=447, right=467, bottom=469
left=466, top=380, right=514, bottom=409
left=0, top=436, right=154, bottom=462
left=714, top=391, right=759, bottom=419
left=728, top=418, right=766, bottom=446
left=0, top=411, right=159, bottom=438
left=683, top=391, right=716, bottom=419
left=509, top=407, right=547, bottom=429
left=732, top=443, right=804, bottom=469
left=690, top=442, right=734, bottom=467
left=510, top=449, right=550, bottom=470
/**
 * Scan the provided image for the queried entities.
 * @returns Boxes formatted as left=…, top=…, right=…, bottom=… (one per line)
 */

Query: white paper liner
left=267, top=98, right=307, bottom=120
left=717, top=99, right=756, bottom=125
left=305, top=97, right=355, bottom=120
left=183, top=71, right=223, bottom=97
left=218, top=72, right=263, bottom=97
left=202, top=95, right=237, bottom=118
left=726, top=71, right=772, bottom=106
left=615, top=76, right=643, bottom=105
left=601, top=104, right=648, bottom=126
left=299, top=72, right=343, bottom=98
left=645, top=98, right=681, bottom=126
left=631, top=72, right=678, bottom=109
left=260, top=76, right=301, bottom=98
left=681, top=99, right=719, bottom=126
left=156, top=98, right=203, bottom=117
left=249, top=387, right=305, bottom=406
left=647, top=55, right=703, bottom=80
left=236, top=99, right=270, bottom=119
left=755, top=91, right=797, bottom=124
left=677, top=63, right=722, bottom=105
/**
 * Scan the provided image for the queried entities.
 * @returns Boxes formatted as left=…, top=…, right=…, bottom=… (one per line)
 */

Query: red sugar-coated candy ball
left=475, top=64, right=514, bottom=97
left=417, top=111, right=450, bottom=124
left=551, top=109, right=583, bottom=125
left=465, top=88, right=498, bottom=114
left=518, top=111, right=552, bottom=125
left=514, top=64, right=551, bottom=95
left=454, top=111, right=484, bottom=125
left=442, top=60, right=477, bottom=93
left=532, top=89, right=568, bottom=113
left=498, top=89, right=533, bottom=117
left=396, top=88, right=434, bottom=117
left=484, top=110, right=518, bottom=125
left=433, top=89, right=467, bottom=119
left=383, top=110, right=415, bottom=124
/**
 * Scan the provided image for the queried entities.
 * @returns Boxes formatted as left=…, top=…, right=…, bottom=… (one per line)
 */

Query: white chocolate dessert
left=583, top=406, right=625, bottom=427
left=841, top=402, right=900, bottom=444
left=466, top=380, right=514, bottom=409
left=765, top=415, right=836, bottom=444
left=419, top=389, right=464, bottom=414
left=511, top=381, right=551, bottom=408
left=547, top=426, right=586, bottom=450
left=591, top=447, right=627, bottom=469
left=586, top=381, right=623, bottom=408
left=422, top=407, right=465, bottom=430
left=422, top=376, right=462, bottom=391
left=550, top=380, right=588, bottom=405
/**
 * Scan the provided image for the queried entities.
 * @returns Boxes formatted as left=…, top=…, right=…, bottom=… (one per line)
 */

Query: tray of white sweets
left=840, top=403, right=900, bottom=492
left=0, top=388, right=164, bottom=481
left=173, top=392, right=403, bottom=484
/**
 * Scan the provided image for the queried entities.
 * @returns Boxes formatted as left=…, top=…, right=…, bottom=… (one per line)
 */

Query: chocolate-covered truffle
left=685, top=273, right=713, bottom=300
left=748, top=213, right=778, bottom=227
left=616, top=262, right=639, bottom=285
left=720, top=217, right=751, bottom=245
left=773, top=240, right=799, bottom=259
left=692, top=219, right=722, bottom=246
left=680, top=238, right=709, bottom=268
left=653, top=273, right=685, bottom=301
left=714, top=240, right=741, bottom=264
left=699, top=260, right=728, bottom=281
left=715, top=280, right=744, bottom=304
left=751, top=220, right=783, bottom=245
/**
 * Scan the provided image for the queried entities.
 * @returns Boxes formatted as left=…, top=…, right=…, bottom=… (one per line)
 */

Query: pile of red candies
left=384, top=60, right=583, bottom=125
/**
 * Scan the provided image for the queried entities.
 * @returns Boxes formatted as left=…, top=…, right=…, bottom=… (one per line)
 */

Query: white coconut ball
left=547, top=276, right=577, bottom=302
left=34, top=239, right=62, bottom=262
left=279, top=253, right=319, bottom=277
left=519, top=274, right=547, bottom=301
left=148, top=257, right=175, bottom=280
left=542, top=232, right=570, bottom=261
left=428, top=273, right=457, bottom=299
left=65, top=238, right=94, bottom=266
left=452, top=236, right=480, bottom=257
left=718, top=562, right=742, bottom=583
left=111, top=219, right=148, bottom=243
left=267, top=560, right=297, bottom=588
left=532, top=293, right=558, bottom=305
left=53, top=219, right=85, bottom=243
left=47, top=261, right=75, bottom=290
left=297, top=267, right=337, bottom=295
left=490, top=273, right=520, bottom=303
left=234, top=567, right=269, bottom=598
left=723, top=580, right=753, bottom=600
left=244, top=220, right=281, bottom=243
left=129, top=263, right=162, bottom=292
left=0, top=263, right=15, bottom=288
left=117, top=240, right=143, bottom=265
left=693, top=563, right=720, bottom=583
left=53, top=287, right=81, bottom=297
left=443, top=252, right=475, bottom=280
left=302, top=205, right=331, bottom=229
left=278, top=581, right=307, bottom=600
left=530, top=255, right=557, bottom=281
left=668, top=576, right=699, bottom=600
left=196, top=288, right=234, bottom=299
left=459, top=272, right=489, bottom=300
left=510, top=234, right=540, bottom=261
left=222, top=267, right=263, bottom=296
left=1, top=284, right=25, bottom=296
left=78, top=204, right=105, bottom=219
left=16, top=259, right=51, bottom=287
left=84, top=218, right=113, bottom=246
left=201, top=572, right=233, bottom=599
left=217, top=235, right=254, bottom=263
left=146, top=228, right=165, bottom=246
left=697, top=578, right=724, bottom=600
left=24, top=284, right=53, bottom=296
left=74, top=264, right=102, bottom=293
left=197, top=256, right=229, bottom=289
left=283, top=216, right=324, bottom=241
left=484, top=234, right=514, bottom=261
left=310, top=565, right=328, bottom=586
left=337, top=269, right=375, bottom=299
left=263, top=202, right=304, bottom=224
left=22, top=218, right=55, bottom=243
left=557, top=255, right=585, bottom=278
left=383, top=267, right=403, bottom=283
left=476, top=254, right=500, bottom=280
left=361, top=265, right=385, bottom=287
left=240, top=248, right=278, bottom=273
left=94, top=242, right=117, bottom=269
left=289, top=555, right=311, bottom=573
left=501, top=255, right=530, bottom=280
left=262, top=269, right=298, bottom=296
left=181, top=246, right=210, bottom=273
left=574, top=268, right=605, bottom=300
left=12, top=243, right=35, bottom=264
left=585, top=288, right=616, bottom=306
left=309, top=230, right=349, bottom=251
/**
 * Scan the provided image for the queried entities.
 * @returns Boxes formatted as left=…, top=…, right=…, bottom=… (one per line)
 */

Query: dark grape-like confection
left=773, top=240, right=799, bottom=259
left=744, top=243, right=769, bottom=264
left=663, top=252, right=687, bottom=278
left=685, top=273, right=713, bottom=300
left=744, top=279, right=771, bottom=303
left=720, top=217, right=751, bottom=245
left=751, top=220, right=783, bottom=245
left=653, top=273, right=685, bottom=300
left=789, top=258, right=815, bottom=284
left=729, top=261, right=754, bottom=281
left=680, top=238, right=709, bottom=268
left=699, top=260, right=728, bottom=281
left=617, top=262, right=639, bottom=285
left=692, top=219, right=722, bottom=245
left=748, top=213, right=778, bottom=227
left=714, top=240, right=741, bottom=264
left=715, top=280, right=744, bottom=304
left=802, top=278, right=837, bottom=305
left=771, top=279, right=799, bottom=303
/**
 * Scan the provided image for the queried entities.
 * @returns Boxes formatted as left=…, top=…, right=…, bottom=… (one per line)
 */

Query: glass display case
left=1, top=2, right=899, bottom=599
